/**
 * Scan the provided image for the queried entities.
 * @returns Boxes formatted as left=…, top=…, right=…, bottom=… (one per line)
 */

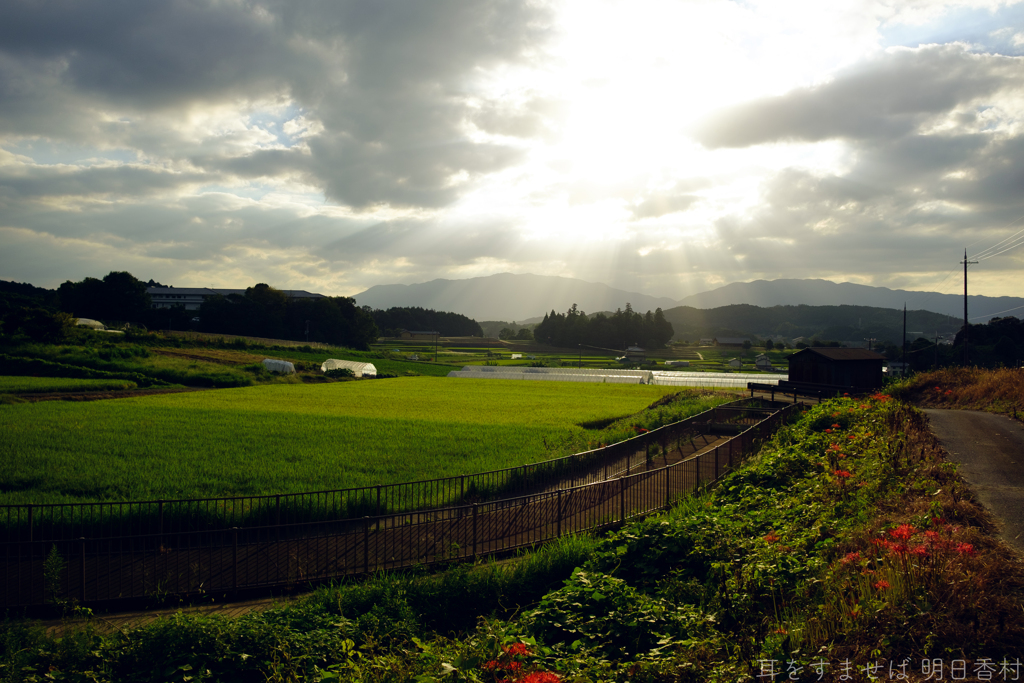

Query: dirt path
left=924, top=409, right=1024, bottom=555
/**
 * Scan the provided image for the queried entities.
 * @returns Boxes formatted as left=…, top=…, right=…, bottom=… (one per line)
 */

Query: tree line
left=533, top=304, right=674, bottom=350
left=371, top=307, right=482, bottom=337
left=3, top=274, right=488, bottom=350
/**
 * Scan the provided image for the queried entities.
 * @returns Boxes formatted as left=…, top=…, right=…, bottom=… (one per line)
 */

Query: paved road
left=924, top=409, right=1024, bottom=555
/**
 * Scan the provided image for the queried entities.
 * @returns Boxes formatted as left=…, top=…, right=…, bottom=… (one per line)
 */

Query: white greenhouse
left=321, top=359, right=377, bottom=378
left=262, top=358, right=296, bottom=374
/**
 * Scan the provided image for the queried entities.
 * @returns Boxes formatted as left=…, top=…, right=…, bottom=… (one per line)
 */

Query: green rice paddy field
left=0, top=378, right=727, bottom=506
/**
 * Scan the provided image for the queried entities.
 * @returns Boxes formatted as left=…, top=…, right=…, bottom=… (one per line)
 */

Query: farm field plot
left=0, top=377, right=720, bottom=507
left=0, top=376, right=138, bottom=394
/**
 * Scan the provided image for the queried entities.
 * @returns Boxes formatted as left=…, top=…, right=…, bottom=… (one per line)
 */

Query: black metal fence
left=1, top=400, right=799, bottom=608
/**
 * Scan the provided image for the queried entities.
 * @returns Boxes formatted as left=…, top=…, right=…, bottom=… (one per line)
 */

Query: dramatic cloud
left=694, top=45, right=1024, bottom=148
left=1, top=0, right=1023, bottom=307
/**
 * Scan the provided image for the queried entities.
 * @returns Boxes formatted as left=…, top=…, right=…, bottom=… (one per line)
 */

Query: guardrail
left=2, top=401, right=799, bottom=609
left=0, top=400, right=770, bottom=545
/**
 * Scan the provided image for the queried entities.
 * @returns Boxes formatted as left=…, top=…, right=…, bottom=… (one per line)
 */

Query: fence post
left=363, top=517, right=370, bottom=574
left=472, top=504, right=479, bottom=561
left=664, top=466, right=670, bottom=509
left=27, top=504, right=33, bottom=544
left=232, top=528, right=238, bottom=592
left=556, top=489, right=563, bottom=538
left=274, top=496, right=280, bottom=542
left=79, top=537, right=86, bottom=602
left=375, top=486, right=381, bottom=517
left=619, top=477, right=625, bottom=523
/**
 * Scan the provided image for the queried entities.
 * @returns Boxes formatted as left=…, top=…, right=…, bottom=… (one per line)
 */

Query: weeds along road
left=925, top=409, right=1024, bottom=555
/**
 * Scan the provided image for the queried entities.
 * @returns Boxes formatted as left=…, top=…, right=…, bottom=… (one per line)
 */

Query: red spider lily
left=934, top=386, right=943, bottom=392
left=911, top=545, right=929, bottom=557
left=843, top=392, right=850, bottom=397
left=944, top=389, right=954, bottom=396
left=824, top=428, right=832, bottom=433
left=483, top=660, right=502, bottom=672
left=931, top=517, right=946, bottom=526
left=833, top=469, right=852, bottom=479
left=504, top=643, right=532, bottom=657
left=832, top=423, right=841, bottom=429
left=873, top=580, right=891, bottom=590
left=764, top=533, right=780, bottom=543
left=890, top=524, right=917, bottom=541
left=848, top=434, right=856, bottom=440
left=520, top=673, right=561, bottom=683
left=827, top=443, right=842, bottom=451
left=840, top=551, right=862, bottom=564
left=955, top=542, right=976, bottom=556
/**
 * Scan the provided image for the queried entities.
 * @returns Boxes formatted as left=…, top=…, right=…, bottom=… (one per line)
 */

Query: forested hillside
left=662, top=303, right=961, bottom=345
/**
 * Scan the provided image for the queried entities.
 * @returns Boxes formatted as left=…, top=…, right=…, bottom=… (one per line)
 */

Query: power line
left=969, top=303, right=1024, bottom=321
left=969, top=211, right=1024, bottom=261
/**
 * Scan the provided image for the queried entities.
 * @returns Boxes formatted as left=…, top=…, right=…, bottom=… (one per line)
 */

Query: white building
left=147, top=287, right=324, bottom=311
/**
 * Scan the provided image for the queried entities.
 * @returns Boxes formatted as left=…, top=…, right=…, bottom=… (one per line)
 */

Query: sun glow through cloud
left=1, top=0, right=1023, bottom=300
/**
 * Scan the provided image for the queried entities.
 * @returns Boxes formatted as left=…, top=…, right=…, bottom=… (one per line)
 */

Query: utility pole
left=863, top=337, right=877, bottom=352
left=901, top=304, right=907, bottom=374
left=961, top=249, right=978, bottom=366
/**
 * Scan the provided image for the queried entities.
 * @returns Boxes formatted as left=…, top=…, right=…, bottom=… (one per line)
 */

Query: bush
left=324, top=367, right=355, bottom=379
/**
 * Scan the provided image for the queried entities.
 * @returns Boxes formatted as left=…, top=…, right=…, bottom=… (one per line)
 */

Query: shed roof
left=791, top=348, right=885, bottom=361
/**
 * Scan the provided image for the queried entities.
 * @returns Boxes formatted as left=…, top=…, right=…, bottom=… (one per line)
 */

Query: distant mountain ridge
left=353, top=274, right=1022, bottom=324
left=678, top=279, right=1023, bottom=322
left=353, top=273, right=678, bottom=322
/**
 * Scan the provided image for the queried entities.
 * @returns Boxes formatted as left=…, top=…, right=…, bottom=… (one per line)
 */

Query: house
left=400, top=330, right=439, bottom=341
left=147, top=287, right=323, bottom=311
left=727, top=358, right=743, bottom=368
left=754, top=354, right=773, bottom=370
left=788, top=348, right=884, bottom=390
left=624, top=346, right=646, bottom=363
left=664, top=360, right=689, bottom=367
left=715, top=337, right=751, bottom=348
left=698, top=338, right=715, bottom=346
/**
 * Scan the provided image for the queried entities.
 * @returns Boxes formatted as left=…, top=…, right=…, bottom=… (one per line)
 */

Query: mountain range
left=353, top=273, right=1023, bottom=324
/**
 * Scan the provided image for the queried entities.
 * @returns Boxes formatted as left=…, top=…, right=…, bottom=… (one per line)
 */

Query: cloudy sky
left=2, top=0, right=1023, bottom=303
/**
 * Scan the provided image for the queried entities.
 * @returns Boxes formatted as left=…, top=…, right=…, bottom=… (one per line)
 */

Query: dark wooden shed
left=788, top=348, right=885, bottom=390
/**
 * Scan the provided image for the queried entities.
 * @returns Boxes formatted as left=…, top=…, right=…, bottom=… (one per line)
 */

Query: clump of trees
left=499, top=327, right=533, bottom=341
left=533, top=303, right=674, bottom=349
left=199, top=284, right=378, bottom=350
left=57, top=271, right=151, bottom=323
left=371, top=307, right=482, bottom=337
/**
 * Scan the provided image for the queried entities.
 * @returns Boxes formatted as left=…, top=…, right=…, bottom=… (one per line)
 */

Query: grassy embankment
left=0, top=377, right=138, bottom=394
left=889, top=366, right=1024, bottom=418
left=6, top=393, right=1021, bottom=681
left=0, top=379, right=730, bottom=506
